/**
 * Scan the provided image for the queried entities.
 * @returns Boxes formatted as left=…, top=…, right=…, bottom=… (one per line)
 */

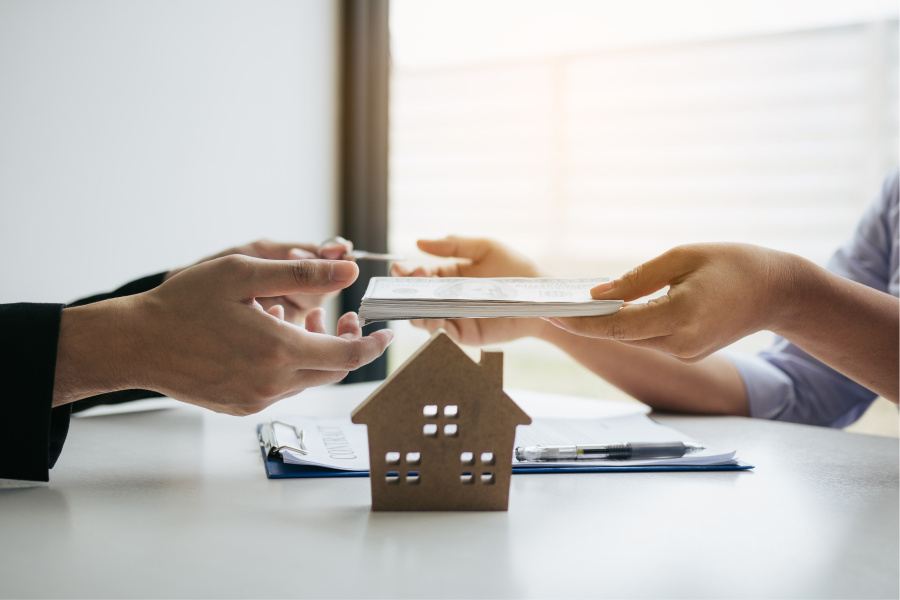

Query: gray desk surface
left=1, top=383, right=897, bottom=599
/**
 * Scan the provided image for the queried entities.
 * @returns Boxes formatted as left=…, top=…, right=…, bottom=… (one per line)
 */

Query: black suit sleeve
left=0, top=272, right=167, bottom=481
left=0, top=303, right=68, bottom=481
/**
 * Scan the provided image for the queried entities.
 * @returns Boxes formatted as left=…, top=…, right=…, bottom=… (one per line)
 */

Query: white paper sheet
left=276, top=418, right=370, bottom=471
left=504, top=389, right=649, bottom=419
left=272, top=413, right=737, bottom=471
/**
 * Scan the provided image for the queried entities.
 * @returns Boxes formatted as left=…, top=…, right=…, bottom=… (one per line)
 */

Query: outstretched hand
left=164, top=238, right=356, bottom=325
left=54, top=256, right=393, bottom=414
left=394, top=236, right=545, bottom=279
left=391, top=236, right=548, bottom=346
left=546, top=243, right=798, bottom=362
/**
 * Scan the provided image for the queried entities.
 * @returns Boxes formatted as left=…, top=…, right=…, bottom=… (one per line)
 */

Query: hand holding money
left=391, top=237, right=568, bottom=345
left=547, top=243, right=807, bottom=360
left=361, top=236, right=624, bottom=331
left=359, top=276, right=621, bottom=326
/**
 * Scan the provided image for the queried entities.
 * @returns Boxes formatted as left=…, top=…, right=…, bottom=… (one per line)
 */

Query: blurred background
left=0, top=0, right=340, bottom=305
left=386, top=0, right=899, bottom=434
left=0, top=0, right=896, bottom=434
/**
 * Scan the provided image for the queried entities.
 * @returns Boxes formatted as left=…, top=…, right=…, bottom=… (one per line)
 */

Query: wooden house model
left=351, top=330, right=531, bottom=511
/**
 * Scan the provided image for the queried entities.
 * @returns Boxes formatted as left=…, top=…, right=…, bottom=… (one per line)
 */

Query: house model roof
left=351, top=330, right=531, bottom=427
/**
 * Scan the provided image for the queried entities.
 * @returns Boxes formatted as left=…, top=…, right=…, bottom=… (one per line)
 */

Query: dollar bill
left=358, top=277, right=622, bottom=326
left=363, top=277, right=611, bottom=302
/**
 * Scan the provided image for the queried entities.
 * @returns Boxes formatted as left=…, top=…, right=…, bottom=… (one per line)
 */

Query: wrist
left=53, top=297, right=145, bottom=406
left=767, top=252, right=823, bottom=337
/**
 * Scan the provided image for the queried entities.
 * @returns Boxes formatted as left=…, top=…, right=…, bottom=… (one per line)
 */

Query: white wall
left=0, top=0, right=339, bottom=304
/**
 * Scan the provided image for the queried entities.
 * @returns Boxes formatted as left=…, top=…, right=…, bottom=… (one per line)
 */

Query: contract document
left=268, top=413, right=739, bottom=472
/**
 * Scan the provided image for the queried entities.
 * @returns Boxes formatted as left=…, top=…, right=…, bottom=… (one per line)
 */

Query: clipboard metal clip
left=260, top=420, right=307, bottom=461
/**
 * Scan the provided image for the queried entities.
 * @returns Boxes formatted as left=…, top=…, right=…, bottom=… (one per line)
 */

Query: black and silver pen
left=514, top=441, right=706, bottom=462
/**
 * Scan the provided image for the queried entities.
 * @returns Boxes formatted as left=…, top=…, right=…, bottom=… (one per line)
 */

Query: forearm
left=533, top=320, right=749, bottom=415
left=775, top=257, right=899, bottom=402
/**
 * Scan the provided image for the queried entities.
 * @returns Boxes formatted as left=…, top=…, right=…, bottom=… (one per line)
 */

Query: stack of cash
left=358, top=277, right=622, bottom=326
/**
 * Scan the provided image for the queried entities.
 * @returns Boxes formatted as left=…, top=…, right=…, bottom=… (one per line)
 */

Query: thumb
left=591, top=248, right=694, bottom=302
left=417, top=236, right=490, bottom=261
left=230, top=256, right=359, bottom=299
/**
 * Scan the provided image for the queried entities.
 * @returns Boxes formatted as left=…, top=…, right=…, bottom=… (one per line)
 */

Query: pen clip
left=320, top=237, right=404, bottom=262
left=260, top=420, right=308, bottom=460
left=344, top=250, right=406, bottom=262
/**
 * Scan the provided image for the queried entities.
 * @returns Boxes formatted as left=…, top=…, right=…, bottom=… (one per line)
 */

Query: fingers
left=288, top=248, right=318, bottom=260
left=548, top=297, right=677, bottom=342
left=408, top=318, right=467, bottom=343
left=590, top=247, right=697, bottom=302
left=231, top=256, right=359, bottom=299
left=287, top=327, right=393, bottom=371
left=250, top=239, right=321, bottom=260
left=305, top=307, right=327, bottom=334
left=392, top=263, right=436, bottom=278
left=267, top=304, right=285, bottom=321
left=437, top=319, right=463, bottom=341
left=279, top=302, right=305, bottom=326
left=259, top=295, right=307, bottom=326
left=432, top=263, right=463, bottom=278
left=319, top=236, right=354, bottom=260
left=417, top=236, right=491, bottom=261
left=396, top=238, right=477, bottom=279
left=365, top=328, right=395, bottom=350
left=335, top=313, right=395, bottom=359
left=410, top=318, right=445, bottom=333
left=336, top=312, right=363, bottom=338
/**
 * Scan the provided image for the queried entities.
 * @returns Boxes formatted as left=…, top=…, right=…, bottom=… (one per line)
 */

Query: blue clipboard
left=257, top=425, right=754, bottom=479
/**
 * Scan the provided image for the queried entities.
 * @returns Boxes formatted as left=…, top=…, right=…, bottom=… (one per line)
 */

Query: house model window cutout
left=351, top=330, right=532, bottom=511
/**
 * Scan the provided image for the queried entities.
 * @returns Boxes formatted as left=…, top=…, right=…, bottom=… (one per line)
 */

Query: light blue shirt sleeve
left=725, top=169, right=899, bottom=428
